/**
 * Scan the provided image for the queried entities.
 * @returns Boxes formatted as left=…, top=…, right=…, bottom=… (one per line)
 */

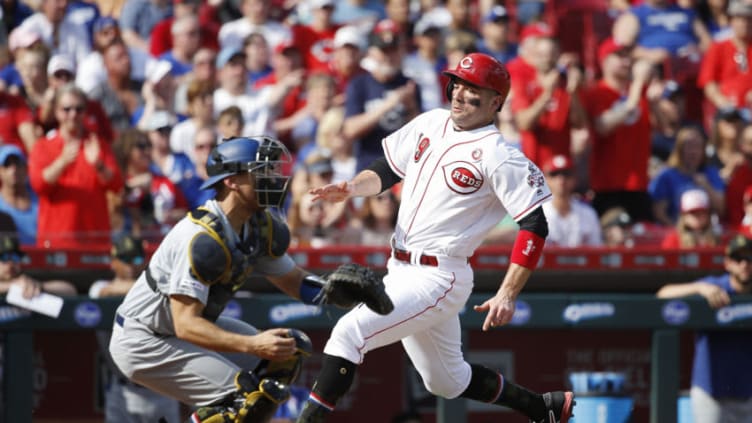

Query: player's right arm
left=169, top=294, right=296, bottom=360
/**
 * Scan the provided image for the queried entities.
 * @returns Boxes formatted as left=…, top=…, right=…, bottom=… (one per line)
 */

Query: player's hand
left=309, top=181, right=351, bottom=203
left=473, top=293, right=517, bottom=331
left=251, top=328, right=298, bottom=360
left=697, top=282, right=730, bottom=309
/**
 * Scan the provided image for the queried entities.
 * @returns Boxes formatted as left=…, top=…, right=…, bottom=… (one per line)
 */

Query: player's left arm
left=474, top=207, right=548, bottom=331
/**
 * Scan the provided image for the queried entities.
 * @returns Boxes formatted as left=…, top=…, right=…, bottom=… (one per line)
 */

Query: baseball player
left=109, top=136, right=389, bottom=423
left=296, top=53, right=575, bottom=423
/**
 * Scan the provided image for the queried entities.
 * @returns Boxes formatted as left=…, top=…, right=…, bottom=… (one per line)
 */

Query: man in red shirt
left=581, top=38, right=655, bottom=222
left=0, top=91, right=38, bottom=154
left=149, top=0, right=219, bottom=57
left=28, top=84, right=123, bottom=248
left=290, top=0, right=340, bottom=73
left=511, top=35, right=587, bottom=168
left=698, top=0, right=752, bottom=111
left=506, top=22, right=551, bottom=95
left=726, top=124, right=752, bottom=225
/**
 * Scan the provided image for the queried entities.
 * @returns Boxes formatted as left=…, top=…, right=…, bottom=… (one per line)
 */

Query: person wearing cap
left=29, top=83, right=123, bottom=248
left=403, top=18, right=447, bottom=111
left=242, top=32, right=274, bottom=84
left=476, top=5, right=518, bottom=64
left=725, top=124, right=752, bottom=226
left=298, top=52, right=574, bottom=422
left=327, top=25, right=366, bottom=99
left=88, top=233, right=182, bottom=423
left=218, top=0, right=291, bottom=53
left=39, top=54, right=116, bottom=142
left=289, top=0, right=339, bottom=73
left=600, top=207, right=635, bottom=248
left=580, top=37, right=655, bottom=222
left=541, top=155, right=602, bottom=247
left=169, top=79, right=215, bottom=163
left=0, top=145, right=38, bottom=246
left=649, top=125, right=725, bottom=226
left=149, top=0, right=219, bottom=57
left=0, top=26, right=43, bottom=95
left=512, top=35, right=587, bottom=168
left=660, top=188, right=720, bottom=248
left=16, top=0, right=92, bottom=65
left=0, top=232, right=76, bottom=297
left=343, top=18, right=421, bottom=168
left=506, top=22, right=552, bottom=94
left=330, top=0, right=385, bottom=28
left=657, top=234, right=752, bottom=422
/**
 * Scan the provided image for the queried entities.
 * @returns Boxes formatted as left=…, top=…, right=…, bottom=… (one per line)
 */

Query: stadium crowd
left=0, top=0, right=752, bottom=252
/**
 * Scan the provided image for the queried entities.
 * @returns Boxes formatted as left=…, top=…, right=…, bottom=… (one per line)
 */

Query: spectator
left=274, top=72, right=336, bottom=154
left=384, top=0, right=410, bottom=36
left=356, top=188, right=399, bottom=246
left=187, top=127, right=218, bottom=205
left=0, top=88, right=39, bottom=154
left=113, top=127, right=187, bottom=240
left=0, top=232, right=76, bottom=296
left=290, top=0, right=339, bottom=73
left=698, top=0, right=752, bottom=112
left=0, top=0, right=35, bottom=34
left=158, top=15, right=201, bottom=80
left=15, top=48, right=49, bottom=116
left=39, top=53, right=115, bottom=142
left=18, top=0, right=92, bottom=65
left=600, top=206, right=635, bottom=248
left=512, top=36, right=587, bottom=168
left=444, top=0, right=474, bottom=39
left=330, top=0, right=385, bottom=28
left=0, top=146, right=38, bottom=246
left=476, top=5, right=517, bottom=64
left=661, top=188, right=720, bottom=248
left=327, top=25, right=366, bottom=103
left=656, top=234, right=752, bottom=423
left=581, top=38, right=655, bottom=222
left=649, top=125, right=726, bottom=226
left=708, top=107, right=746, bottom=183
left=541, top=155, right=602, bottom=247
left=650, top=77, right=686, bottom=163
left=76, top=15, right=148, bottom=96
left=149, top=0, right=218, bottom=57
left=173, top=47, right=218, bottom=115
left=134, top=58, right=178, bottom=129
left=506, top=23, right=551, bottom=96
left=216, top=105, right=244, bottom=139
left=698, top=0, right=733, bottom=41
left=343, top=19, right=420, bottom=169
left=29, top=84, right=123, bottom=248
left=403, top=19, right=447, bottom=112
left=725, top=123, right=752, bottom=226
left=312, top=106, right=359, bottom=183
left=739, top=185, right=752, bottom=236
left=0, top=26, right=45, bottom=95
left=118, top=0, right=172, bottom=53
left=218, top=0, right=291, bottom=51
left=88, top=40, right=144, bottom=133
left=242, top=32, right=273, bottom=85
left=88, top=233, right=182, bottom=423
left=169, top=79, right=215, bottom=162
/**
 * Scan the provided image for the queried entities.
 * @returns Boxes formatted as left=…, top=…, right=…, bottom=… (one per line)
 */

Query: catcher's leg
left=188, top=371, right=290, bottom=423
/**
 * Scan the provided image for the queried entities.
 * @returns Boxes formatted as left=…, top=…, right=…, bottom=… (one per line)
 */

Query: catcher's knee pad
left=189, top=372, right=291, bottom=423
left=254, top=328, right=312, bottom=386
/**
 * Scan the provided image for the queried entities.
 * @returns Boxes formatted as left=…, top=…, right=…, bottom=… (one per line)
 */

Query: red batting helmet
left=442, top=53, right=511, bottom=105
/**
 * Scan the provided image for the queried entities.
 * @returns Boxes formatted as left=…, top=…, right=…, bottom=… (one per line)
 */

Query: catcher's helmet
left=442, top=53, right=511, bottom=105
left=201, top=136, right=292, bottom=208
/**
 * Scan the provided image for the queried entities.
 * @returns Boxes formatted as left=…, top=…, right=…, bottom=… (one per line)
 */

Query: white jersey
left=382, top=109, right=551, bottom=258
left=115, top=199, right=295, bottom=336
left=542, top=199, right=603, bottom=247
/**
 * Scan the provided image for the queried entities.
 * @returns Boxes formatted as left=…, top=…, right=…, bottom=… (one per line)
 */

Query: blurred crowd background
left=1, top=0, right=752, bottom=255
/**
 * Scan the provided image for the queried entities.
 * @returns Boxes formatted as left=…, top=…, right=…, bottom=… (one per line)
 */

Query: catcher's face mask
left=248, top=137, right=292, bottom=209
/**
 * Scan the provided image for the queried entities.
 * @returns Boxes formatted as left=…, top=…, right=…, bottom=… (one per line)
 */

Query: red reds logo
left=414, top=135, right=430, bottom=162
left=443, top=161, right=483, bottom=194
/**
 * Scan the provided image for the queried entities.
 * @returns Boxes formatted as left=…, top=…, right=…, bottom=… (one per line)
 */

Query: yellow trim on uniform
left=188, top=207, right=232, bottom=285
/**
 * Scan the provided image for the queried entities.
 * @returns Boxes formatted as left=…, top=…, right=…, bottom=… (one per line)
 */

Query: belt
left=115, top=313, right=125, bottom=327
left=393, top=247, right=439, bottom=267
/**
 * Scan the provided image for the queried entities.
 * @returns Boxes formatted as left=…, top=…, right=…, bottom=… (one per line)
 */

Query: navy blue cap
left=93, top=16, right=118, bottom=33
left=0, top=145, right=26, bottom=166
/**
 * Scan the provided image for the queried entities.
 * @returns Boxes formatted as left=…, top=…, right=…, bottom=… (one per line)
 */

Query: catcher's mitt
left=316, top=263, right=394, bottom=315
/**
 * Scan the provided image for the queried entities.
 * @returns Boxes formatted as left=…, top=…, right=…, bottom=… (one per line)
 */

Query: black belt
left=393, top=247, right=439, bottom=267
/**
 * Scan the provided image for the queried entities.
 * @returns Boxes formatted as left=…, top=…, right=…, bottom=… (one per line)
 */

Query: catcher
left=109, top=137, right=392, bottom=423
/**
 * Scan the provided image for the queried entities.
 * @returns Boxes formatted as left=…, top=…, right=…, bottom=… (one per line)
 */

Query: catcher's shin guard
left=189, top=372, right=291, bottom=423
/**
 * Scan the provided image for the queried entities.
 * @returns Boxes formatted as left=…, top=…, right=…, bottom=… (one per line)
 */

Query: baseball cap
left=484, top=5, right=509, bottom=23
left=600, top=207, right=632, bottom=229
left=93, top=16, right=118, bottom=33
left=598, top=37, right=630, bottom=63
left=542, top=154, right=574, bottom=174
left=0, top=145, right=27, bottom=166
left=111, top=234, right=145, bottom=265
left=305, top=155, right=334, bottom=175
left=145, top=59, right=173, bottom=83
left=8, top=26, right=42, bottom=52
left=274, top=40, right=300, bottom=55
left=728, top=0, right=752, bottom=17
left=143, top=110, right=176, bottom=131
left=309, top=0, right=335, bottom=8
left=47, top=54, right=75, bottom=77
left=333, top=25, right=365, bottom=51
left=0, top=234, right=24, bottom=260
left=370, top=19, right=401, bottom=49
left=413, top=19, right=441, bottom=37
left=680, top=189, right=710, bottom=213
left=216, top=46, right=246, bottom=68
left=726, top=234, right=752, bottom=260
left=519, top=22, right=552, bottom=43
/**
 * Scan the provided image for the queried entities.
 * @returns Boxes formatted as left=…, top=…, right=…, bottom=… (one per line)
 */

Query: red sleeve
left=697, top=42, right=721, bottom=89
left=660, top=231, right=680, bottom=248
left=150, top=19, right=173, bottom=57
left=28, top=136, right=58, bottom=195
left=10, top=95, right=33, bottom=124
left=510, top=82, right=534, bottom=112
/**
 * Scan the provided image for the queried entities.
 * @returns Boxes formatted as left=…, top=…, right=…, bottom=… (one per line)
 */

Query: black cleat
left=530, top=391, right=575, bottom=423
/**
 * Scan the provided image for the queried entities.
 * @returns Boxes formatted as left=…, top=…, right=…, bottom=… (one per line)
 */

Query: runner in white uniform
left=296, top=53, right=575, bottom=423
left=109, top=137, right=348, bottom=423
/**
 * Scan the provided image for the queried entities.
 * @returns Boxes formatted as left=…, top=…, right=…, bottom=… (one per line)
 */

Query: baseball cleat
left=529, top=391, right=575, bottom=423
